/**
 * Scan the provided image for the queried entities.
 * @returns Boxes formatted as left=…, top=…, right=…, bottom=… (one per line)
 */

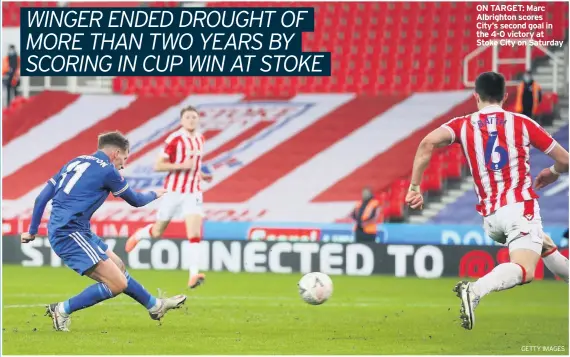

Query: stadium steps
left=408, top=179, right=473, bottom=224
left=533, top=47, right=568, bottom=94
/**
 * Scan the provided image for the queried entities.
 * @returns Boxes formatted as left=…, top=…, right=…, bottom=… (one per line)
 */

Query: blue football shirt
left=47, top=151, right=128, bottom=236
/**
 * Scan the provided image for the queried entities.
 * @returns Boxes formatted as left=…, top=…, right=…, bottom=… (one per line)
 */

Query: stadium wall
left=4, top=220, right=567, bottom=247
left=2, top=236, right=567, bottom=280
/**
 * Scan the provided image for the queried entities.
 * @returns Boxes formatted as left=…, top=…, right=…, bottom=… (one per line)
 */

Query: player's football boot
left=45, top=303, right=71, bottom=332
left=125, top=234, right=141, bottom=253
left=453, top=281, right=480, bottom=330
left=188, top=273, right=206, bottom=289
left=149, top=294, right=187, bottom=321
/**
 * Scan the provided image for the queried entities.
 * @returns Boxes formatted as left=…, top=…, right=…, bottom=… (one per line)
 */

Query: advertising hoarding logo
left=247, top=227, right=321, bottom=242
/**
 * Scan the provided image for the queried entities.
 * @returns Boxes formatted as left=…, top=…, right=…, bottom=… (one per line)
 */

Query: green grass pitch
left=2, top=265, right=568, bottom=355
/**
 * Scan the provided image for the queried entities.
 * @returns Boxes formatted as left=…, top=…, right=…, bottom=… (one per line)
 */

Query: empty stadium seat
left=107, top=2, right=568, bottom=96
left=67, top=1, right=140, bottom=7
left=2, top=1, right=58, bottom=26
left=441, top=147, right=464, bottom=180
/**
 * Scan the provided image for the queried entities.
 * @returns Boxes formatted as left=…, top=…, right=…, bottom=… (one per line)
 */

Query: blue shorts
left=49, top=231, right=109, bottom=275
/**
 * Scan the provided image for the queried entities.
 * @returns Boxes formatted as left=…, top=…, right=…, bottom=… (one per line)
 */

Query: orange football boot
left=125, top=234, right=142, bottom=253
left=188, top=273, right=206, bottom=289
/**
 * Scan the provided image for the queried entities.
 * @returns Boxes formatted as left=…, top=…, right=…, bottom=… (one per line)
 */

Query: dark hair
left=97, top=131, right=130, bottom=152
left=9, top=45, right=15, bottom=50
left=475, top=72, right=506, bottom=103
left=180, top=105, right=198, bottom=118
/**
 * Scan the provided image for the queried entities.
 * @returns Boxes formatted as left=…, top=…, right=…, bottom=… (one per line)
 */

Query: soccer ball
left=298, top=272, right=333, bottom=305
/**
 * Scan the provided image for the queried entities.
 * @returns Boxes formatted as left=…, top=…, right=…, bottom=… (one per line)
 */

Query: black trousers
left=4, top=77, right=17, bottom=107
left=355, top=230, right=376, bottom=243
left=522, top=106, right=533, bottom=119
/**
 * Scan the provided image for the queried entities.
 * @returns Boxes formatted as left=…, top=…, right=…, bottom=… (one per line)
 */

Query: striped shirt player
left=159, top=127, right=206, bottom=218
left=21, top=132, right=186, bottom=332
left=406, top=72, right=569, bottom=332
left=125, top=106, right=212, bottom=290
left=441, top=105, right=556, bottom=217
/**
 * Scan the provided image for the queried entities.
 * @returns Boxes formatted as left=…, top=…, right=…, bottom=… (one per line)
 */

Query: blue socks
left=123, top=271, right=157, bottom=310
left=63, top=282, right=114, bottom=314
left=62, top=271, right=157, bottom=315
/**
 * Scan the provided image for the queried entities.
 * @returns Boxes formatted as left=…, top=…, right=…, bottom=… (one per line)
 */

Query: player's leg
left=185, top=214, right=205, bottom=288
left=541, top=233, right=569, bottom=282
left=125, top=220, right=170, bottom=252
left=125, top=192, right=178, bottom=252
left=106, top=249, right=187, bottom=320
left=454, top=201, right=543, bottom=330
left=46, top=232, right=127, bottom=331
left=184, top=192, right=205, bottom=288
left=455, top=248, right=540, bottom=331
left=467, top=248, right=540, bottom=297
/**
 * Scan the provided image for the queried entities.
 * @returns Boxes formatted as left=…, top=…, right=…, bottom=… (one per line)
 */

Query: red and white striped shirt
left=441, top=105, right=557, bottom=216
left=161, top=128, right=205, bottom=194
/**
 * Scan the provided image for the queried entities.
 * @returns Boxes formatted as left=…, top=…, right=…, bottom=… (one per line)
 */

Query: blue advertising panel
left=203, top=221, right=568, bottom=247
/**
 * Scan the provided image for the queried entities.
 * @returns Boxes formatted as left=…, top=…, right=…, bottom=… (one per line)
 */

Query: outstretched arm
left=104, top=169, right=165, bottom=208
left=406, top=127, right=453, bottom=210
left=23, top=182, right=56, bottom=242
left=410, top=127, right=453, bottom=187
left=524, top=118, right=569, bottom=189
left=118, top=186, right=161, bottom=208
left=154, top=156, right=192, bottom=172
left=534, top=144, right=569, bottom=190
left=548, top=144, right=569, bottom=174
left=155, top=137, right=193, bottom=172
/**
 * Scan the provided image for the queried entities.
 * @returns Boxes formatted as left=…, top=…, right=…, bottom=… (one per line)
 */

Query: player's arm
left=104, top=169, right=165, bottom=207
left=23, top=177, right=58, bottom=242
left=525, top=119, right=569, bottom=189
left=548, top=144, right=570, bottom=174
left=534, top=143, right=569, bottom=189
left=410, top=127, right=454, bottom=188
left=406, top=127, right=454, bottom=209
left=120, top=186, right=163, bottom=207
left=154, top=156, right=193, bottom=172
left=154, top=138, right=193, bottom=172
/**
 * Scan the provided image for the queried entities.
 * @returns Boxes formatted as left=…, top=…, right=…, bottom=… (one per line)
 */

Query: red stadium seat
left=67, top=1, right=140, bottom=7
left=106, top=2, right=569, bottom=96
left=384, top=196, right=405, bottom=221
left=2, top=1, right=58, bottom=27
left=441, top=147, right=464, bottom=180
left=421, top=156, right=444, bottom=193
left=147, top=2, right=180, bottom=7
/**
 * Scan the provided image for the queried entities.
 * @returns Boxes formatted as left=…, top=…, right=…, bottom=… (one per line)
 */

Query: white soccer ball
left=298, top=272, right=333, bottom=305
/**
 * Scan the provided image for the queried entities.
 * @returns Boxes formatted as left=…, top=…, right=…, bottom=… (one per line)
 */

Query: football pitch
left=2, top=265, right=568, bottom=355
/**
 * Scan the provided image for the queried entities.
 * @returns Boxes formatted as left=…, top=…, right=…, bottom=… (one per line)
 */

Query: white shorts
left=483, top=200, right=543, bottom=255
left=156, top=191, right=204, bottom=221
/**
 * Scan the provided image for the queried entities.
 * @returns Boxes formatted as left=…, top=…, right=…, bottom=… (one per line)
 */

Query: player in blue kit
left=20, top=131, right=187, bottom=332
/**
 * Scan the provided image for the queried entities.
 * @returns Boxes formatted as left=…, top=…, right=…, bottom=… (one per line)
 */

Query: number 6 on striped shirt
left=484, top=131, right=508, bottom=171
